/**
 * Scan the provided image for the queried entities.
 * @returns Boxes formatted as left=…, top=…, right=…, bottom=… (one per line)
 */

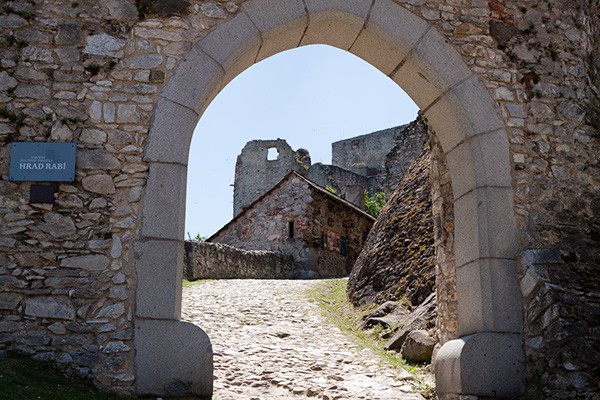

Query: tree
left=364, top=191, right=386, bottom=218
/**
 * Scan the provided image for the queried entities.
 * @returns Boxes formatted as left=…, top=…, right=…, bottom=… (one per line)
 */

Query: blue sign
left=9, top=142, right=76, bottom=182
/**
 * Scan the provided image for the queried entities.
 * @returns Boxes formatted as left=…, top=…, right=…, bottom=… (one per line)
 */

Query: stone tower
left=233, top=139, right=310, bottom=216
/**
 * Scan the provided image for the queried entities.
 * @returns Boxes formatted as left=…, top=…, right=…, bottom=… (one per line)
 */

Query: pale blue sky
left=185, top=44, right=419, bottom=238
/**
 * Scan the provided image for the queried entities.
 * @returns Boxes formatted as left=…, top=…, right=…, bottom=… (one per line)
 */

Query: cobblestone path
left=182, top=279, right=426, bottom=400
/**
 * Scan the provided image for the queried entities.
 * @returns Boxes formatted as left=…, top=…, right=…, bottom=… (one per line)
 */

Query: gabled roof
left=206, top=171, right=375, bottom=242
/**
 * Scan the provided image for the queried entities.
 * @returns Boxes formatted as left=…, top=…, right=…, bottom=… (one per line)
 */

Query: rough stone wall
left=307, top=189, right=375, bottom=276
left=306, top=163, right=371, bottom=208
left=211, top=174, right=374, bottom=278
left=0, top=0, right=596, bottom=396
left=429, top=132, right=458, bottom=346
left=379, top=116, right=429, bottom=195
left=332, top=124, right=408, bottom=178
left=347, top=138, right=435, bottom=307
left=233, top=139, right=310, bottom=216
left=482, top=1, right=600, bottom=396
left=183, top=241, right=299, bottom=280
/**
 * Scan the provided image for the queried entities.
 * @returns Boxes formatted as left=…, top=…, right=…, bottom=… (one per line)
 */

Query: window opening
left=267, top=147, right=279, bottom=161
left=288, top=221, right=295, bottom=239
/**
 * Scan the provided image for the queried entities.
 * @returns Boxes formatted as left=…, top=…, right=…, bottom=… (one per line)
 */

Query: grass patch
left=0, top=351, right=132, bottom=400
left=182, top=278, right=213, bottom=288
left=307, top=278, right=435, bottom=398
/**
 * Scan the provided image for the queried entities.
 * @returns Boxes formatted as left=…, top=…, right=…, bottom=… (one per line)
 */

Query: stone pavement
left=182, top=279, right=427, bottom=400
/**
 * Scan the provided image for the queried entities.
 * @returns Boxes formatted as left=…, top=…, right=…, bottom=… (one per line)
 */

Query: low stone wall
left=183, top=241, right=302, bottom=280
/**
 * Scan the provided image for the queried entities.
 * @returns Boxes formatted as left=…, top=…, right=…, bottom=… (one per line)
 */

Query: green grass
left=307, top=278, right=435, bottom=398
left=182, top=278, right=213, bottom=288
left=0, top=352, right=132, bottom=400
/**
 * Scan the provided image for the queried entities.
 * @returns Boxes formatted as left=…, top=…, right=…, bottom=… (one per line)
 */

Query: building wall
left=211, top=175, right=374, bottom=278
left=0, top=0, right=597, bottom=397
left=233, top=139, right=310, bottom=216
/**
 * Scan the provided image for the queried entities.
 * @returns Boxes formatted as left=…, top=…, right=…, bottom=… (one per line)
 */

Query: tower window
left=288, top=221, right=295, bottom=239
left=267, top=147, right=279, bottom=161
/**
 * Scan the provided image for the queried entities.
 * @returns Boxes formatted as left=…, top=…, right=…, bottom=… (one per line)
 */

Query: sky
left=185, top=44, right=419, bottom=238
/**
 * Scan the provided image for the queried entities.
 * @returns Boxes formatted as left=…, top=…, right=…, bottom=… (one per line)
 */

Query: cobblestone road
left=182, top=279, right=426, bottom=400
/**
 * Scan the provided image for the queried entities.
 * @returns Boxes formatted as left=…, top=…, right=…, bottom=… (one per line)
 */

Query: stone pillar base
left=434, top=332, right=525, bottom=398
left=134, top=318, right=213, bottom=397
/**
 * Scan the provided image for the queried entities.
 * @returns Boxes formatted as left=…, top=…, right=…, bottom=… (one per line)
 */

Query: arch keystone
left=243, top=0, right=308, bottom=61
left=302, top=0, right=372, bottom=50
left=350, top=0, right=428, bottom=75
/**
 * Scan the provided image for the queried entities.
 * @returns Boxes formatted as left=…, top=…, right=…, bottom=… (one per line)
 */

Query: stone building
left=233, top=118, right=428, bottom=215
left=210, top=171, right=375, bottom=278
left=0, top=0, right=598, bottom=398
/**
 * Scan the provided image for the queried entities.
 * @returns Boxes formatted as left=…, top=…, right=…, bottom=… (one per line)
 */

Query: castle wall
left=233, top=139, right=309, bottom=216
left=183, top=241, right=299, bottom=280
left=0, top=0, right=597, bottom=397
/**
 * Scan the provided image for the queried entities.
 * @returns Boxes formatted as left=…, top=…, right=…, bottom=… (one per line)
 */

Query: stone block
left=160, top=45, right=223, bottom=113
left=140, top=162, right=187, bottom=241
left=456, top=258, right=523, bottom=335
left=0, top=293, right=23, bottom=310
left=134, top=239, right=183, bottom=319
left=25, top=297, right=76, bottom=320
left=435, top=332, right=525, bottom=398
left=197, top=11, right=261, bottom=89
left=391, top=26, right=473, bottom=110
left=454, top=187, right=518, bottom=267
left=303, top=0, right=372, bottom=50
left=144, top=96, right=198, bottom=165
left=134, top=318, right=213, bottom=397
left=244, top=0, right=307, bottom=60
left=424, top=75, right=505, bottom=153
left=350, top=0, right=428, bottom=74
left=445, top=129, right=512, bottom=199
left=60, top=254, right=110, bottom=271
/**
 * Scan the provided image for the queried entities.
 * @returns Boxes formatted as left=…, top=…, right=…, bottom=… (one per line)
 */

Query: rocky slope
left=347, top=138, right=435, bottom=308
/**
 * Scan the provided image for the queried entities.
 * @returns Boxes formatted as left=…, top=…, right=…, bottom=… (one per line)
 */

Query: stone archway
left=135, top=0, right=524, bottom=397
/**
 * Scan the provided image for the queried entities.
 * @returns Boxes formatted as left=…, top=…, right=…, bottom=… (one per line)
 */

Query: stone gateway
left=0, top=1, right=598, bottom=399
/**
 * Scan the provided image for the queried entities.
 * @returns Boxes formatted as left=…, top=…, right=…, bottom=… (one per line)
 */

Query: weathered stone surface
left=0, top=14, right=29, bottom=29
left=60, top=255, right=110, bottom=271
left=39, top=213, right=77, bottom=238
left=81, top=174, right=115, bottom=195
left=50, top=121, right=73, bottom=141
left=83, top=33, right=126, bottom=57
left=77, top=150, right=121, bottom=170
left=400, top=329, right=436, bottom=362
left=56, top=23, right=84, bottom=46
left=348, top=118, right=434, bottom=307
left=105, top=0, right=138, bottom=21
left=25, top=297, right=76, bottom=320
left=96, top=303, right=125, bottom=319
left=79, top=129, right=107, bottom=144
left=0, top=71, right=17, bottom=92
left=185, top=241, right=298, bottom=280
left=0, top=293, right=23, bottom=310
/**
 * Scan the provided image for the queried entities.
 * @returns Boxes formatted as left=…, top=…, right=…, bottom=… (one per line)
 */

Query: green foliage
left=84, top=63, right=101, bottom=76
left=186, top=232, right=207, bottom=241
left=325, top=185, right=338, bottom=195
left=0, top=352, right=132, bottom=400
left=364, top=191, right=386, bottom=218
left=136, top=0, right=151, bottom=19
left=0, top=107, right=25, bottom=128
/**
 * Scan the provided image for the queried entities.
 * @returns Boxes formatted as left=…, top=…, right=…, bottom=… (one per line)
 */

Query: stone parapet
left=184, top=241, right=301, bottom=280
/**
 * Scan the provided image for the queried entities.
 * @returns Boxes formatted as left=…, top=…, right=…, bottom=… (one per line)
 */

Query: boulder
left=400, top=330, right=437, bottom=363
left=384, top=293, right=436, bottom=351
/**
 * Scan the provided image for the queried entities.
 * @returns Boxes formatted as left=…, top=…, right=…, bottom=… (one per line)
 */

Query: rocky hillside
left=347, top=135, right=435, bottom=308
